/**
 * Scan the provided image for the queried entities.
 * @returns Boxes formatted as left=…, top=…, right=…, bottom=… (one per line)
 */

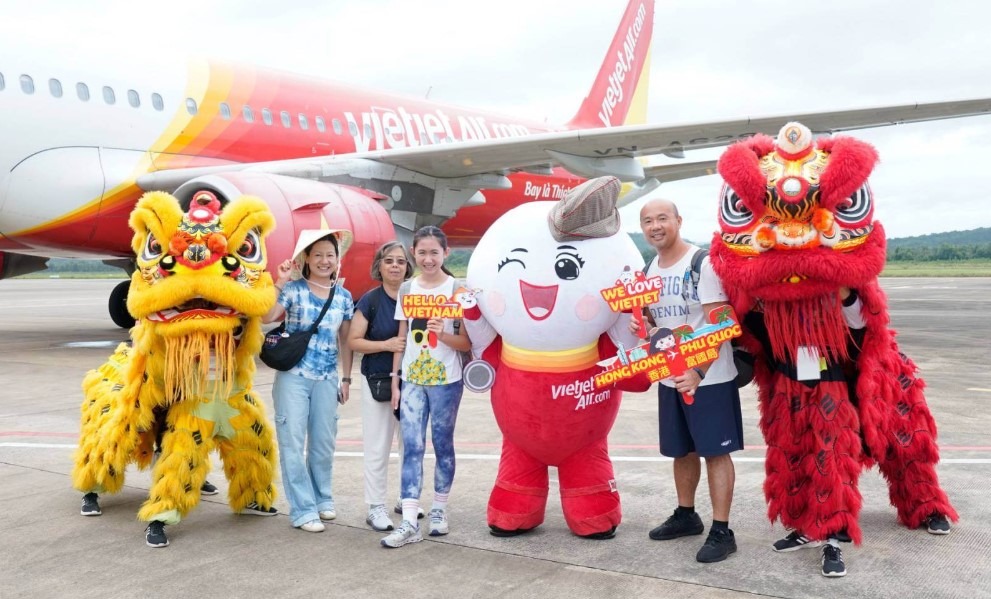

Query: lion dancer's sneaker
left=821, top=538, right=846, bottom=578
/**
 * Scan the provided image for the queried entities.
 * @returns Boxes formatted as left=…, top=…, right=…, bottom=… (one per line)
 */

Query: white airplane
left=1, top=0, right=989, bottom=327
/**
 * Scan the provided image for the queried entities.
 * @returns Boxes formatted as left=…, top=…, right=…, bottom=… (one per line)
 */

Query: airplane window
left=242, top=105, right=254, bottom=123
left=152, top=93, right=164, bottom=111
left=0, top=72, right=5, bottom=91
left=103, top=86, right=116, bottom=105
left=127, top=89, right=140, bottom=108
left=49, top=78, right=63, bottom=98
left=316, top=116, right=327, bottom=133
left=332, top=118, right=342, bottom=135
left=220, top=102, right=231, bottom=120
left=185, top=97, right=197, bottom=115
left=298, top=114, right=309, bottom=130
left=262, top=108, right=272, bottom=126
left=348, top=121, right=357, bottom=136
left=280, top=110, right=291, bottom=128
left=20, top=74, right=35, bottom=94
left=77, top=82, right=90, bottom=101
left=364, top=123, right=372, bottom=139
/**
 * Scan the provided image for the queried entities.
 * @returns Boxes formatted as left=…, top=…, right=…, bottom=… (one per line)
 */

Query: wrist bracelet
left=692, top=367, right=706, bottom=380
left=341, top=377, right=352, bottom=383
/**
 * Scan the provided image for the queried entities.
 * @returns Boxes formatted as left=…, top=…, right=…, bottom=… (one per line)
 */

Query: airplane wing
left=138, top=97, right=991, bottom=220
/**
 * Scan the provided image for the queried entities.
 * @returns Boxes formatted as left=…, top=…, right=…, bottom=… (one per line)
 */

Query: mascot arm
left=599, top=329, right=651, bottom=393
left=462, top=312, right=498, bottom=359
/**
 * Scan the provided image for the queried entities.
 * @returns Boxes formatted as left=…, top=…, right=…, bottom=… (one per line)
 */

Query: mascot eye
left=141, top=234, right=163, bottom=261
left=554, top=252, right=584, bottom=280
left=834, top=183, right=873, bottom=227
left=236, top=230, right=263, bottom=263
left=718, top=185, right=754, bottom=232
left=497, top=257, right=525, bottom=271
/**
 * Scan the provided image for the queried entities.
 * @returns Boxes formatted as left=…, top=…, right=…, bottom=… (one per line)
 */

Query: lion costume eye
left=834, top=183, right=874, bottom=227
left=718, top=184, right=754, bottom=232
left=236, top=230, right=263, bottom=264
left=141, top=234, right=163, bottom=262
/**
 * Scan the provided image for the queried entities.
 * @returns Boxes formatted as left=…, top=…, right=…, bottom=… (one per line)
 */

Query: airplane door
left=2, top=147, right=104, bottom=252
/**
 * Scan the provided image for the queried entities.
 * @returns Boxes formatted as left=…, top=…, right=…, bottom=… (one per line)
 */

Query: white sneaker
left=428, top=508, right=449, bottom=536
left=366, top=504, right=394, bottom=531
left=319, top=510, right=336, bottom=521
left=299, top=520, right=325, bottom=533
left=394, top=500, right=425, bottom=519
left=381, top=520, right=421, bottom=548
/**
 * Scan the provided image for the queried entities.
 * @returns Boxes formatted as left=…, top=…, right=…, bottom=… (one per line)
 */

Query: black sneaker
left=648, top=509, right=704, bottom=541
left=835, top=528, right=852, bottom=543
left=80, top=492, right=101, bottom=516
left=696, top=528, right=737, bottom=563
left=200, top=480, right=219, bottom=496
left=821, top=544, right=846, bottom=577
left=145, top=521, right=169, bottom=548
left=925, top=512, right=951, bottom=535
left=242, top=502, right=278, bottom=516
left=772, top=530, right=823, bottom=552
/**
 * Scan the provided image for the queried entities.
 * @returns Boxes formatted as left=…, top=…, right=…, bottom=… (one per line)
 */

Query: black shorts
left=658, top=380, right=743, bottom=458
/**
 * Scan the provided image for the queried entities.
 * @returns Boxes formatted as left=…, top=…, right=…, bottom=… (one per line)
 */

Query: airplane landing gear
left=109, top=280, right=135, bottom=329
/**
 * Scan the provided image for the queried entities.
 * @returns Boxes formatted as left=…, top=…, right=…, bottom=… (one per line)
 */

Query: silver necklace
left=306, top=278, right=334, bottom=289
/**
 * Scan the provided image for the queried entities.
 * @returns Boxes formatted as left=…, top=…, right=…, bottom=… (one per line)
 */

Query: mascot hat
left=547, top=176, right=621, bottom=241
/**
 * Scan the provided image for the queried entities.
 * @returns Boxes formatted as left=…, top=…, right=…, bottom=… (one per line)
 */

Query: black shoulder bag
left=363, top=287, right=395, bottom=402
left=260, top=284, right=337, bottom=371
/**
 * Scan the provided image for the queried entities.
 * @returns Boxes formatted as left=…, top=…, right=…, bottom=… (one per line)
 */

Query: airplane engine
left=173, top=173, right=396, bottom=294
left=105, top=173, right=397, bottom=328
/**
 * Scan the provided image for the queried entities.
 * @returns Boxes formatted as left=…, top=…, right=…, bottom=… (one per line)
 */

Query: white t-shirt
left=394, top=276, right=463, bottom=385
left=644, top=245, right=736, bottom=387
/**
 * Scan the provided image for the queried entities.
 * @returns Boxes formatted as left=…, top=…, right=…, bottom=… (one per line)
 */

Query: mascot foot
left=80, top=493, right=101, bottom=516
left=924, top=513, right=951, bottom=535
left=489, top=524, right=536, bottom=538
left=145, top=521, right=169, bottom=548
left=580, top=525, right=617, bottom=540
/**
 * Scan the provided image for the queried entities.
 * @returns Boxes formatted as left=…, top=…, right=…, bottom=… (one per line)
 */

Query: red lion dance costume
left=710, top=122, right=957, bottom=545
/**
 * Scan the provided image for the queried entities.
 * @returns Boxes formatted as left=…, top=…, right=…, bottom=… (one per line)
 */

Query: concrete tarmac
left=1, top=278, right=989, bottom=599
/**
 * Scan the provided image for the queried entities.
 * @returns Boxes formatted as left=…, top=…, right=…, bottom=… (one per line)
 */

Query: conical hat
left=289, top=228, right=354, bottom=280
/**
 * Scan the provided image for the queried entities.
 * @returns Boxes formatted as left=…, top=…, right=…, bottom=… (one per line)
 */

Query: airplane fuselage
left=0, top=57, right=582, bottom=259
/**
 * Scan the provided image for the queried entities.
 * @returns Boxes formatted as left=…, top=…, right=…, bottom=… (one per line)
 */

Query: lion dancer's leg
left=216, top=392, right=278, bottom=513
left=859, top=350, right=958, bottom=531
left=137, top=402, right=213, bottom=546
left=762, top=376, right=864, bottom=544
left=72, top=346, right=152, bottom=516
left=487, top=439, right=549, bottom=536
left=558, top=438, right=620, bottom=538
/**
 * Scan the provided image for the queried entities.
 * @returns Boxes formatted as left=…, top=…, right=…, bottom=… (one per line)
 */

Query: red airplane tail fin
left=567, top=0, right=654, bottom=130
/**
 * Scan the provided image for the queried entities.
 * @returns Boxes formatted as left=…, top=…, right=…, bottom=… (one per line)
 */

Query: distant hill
left=887, top=227, right=991, bottom=249
left=628, top=228, right=991, bottom=263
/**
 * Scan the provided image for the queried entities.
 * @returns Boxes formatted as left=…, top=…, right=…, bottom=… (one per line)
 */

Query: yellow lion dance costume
left=72, top=191, right=279, bottom=546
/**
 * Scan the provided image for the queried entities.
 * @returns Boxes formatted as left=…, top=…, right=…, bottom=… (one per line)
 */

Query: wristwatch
left=692, top=367, right=706, bottom=381
left=341, top=377, right=352, bottom=383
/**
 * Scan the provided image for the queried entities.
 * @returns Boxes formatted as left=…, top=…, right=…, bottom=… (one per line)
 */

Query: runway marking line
left=3, top=443, right=991, bottom=464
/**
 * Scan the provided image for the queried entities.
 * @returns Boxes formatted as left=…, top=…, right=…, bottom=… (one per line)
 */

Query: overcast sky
left=9, top=0, right=991, bottom=242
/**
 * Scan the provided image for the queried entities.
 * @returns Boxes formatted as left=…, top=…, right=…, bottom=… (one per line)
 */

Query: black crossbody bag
left=364, top=287, right=396, bottom=402
left=260, top=284, right=337, bottom=371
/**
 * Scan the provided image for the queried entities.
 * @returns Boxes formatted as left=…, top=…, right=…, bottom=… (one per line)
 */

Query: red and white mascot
left=710, top=122, right=958, bottom=548
left=463, top=177, right=646, bottom=538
